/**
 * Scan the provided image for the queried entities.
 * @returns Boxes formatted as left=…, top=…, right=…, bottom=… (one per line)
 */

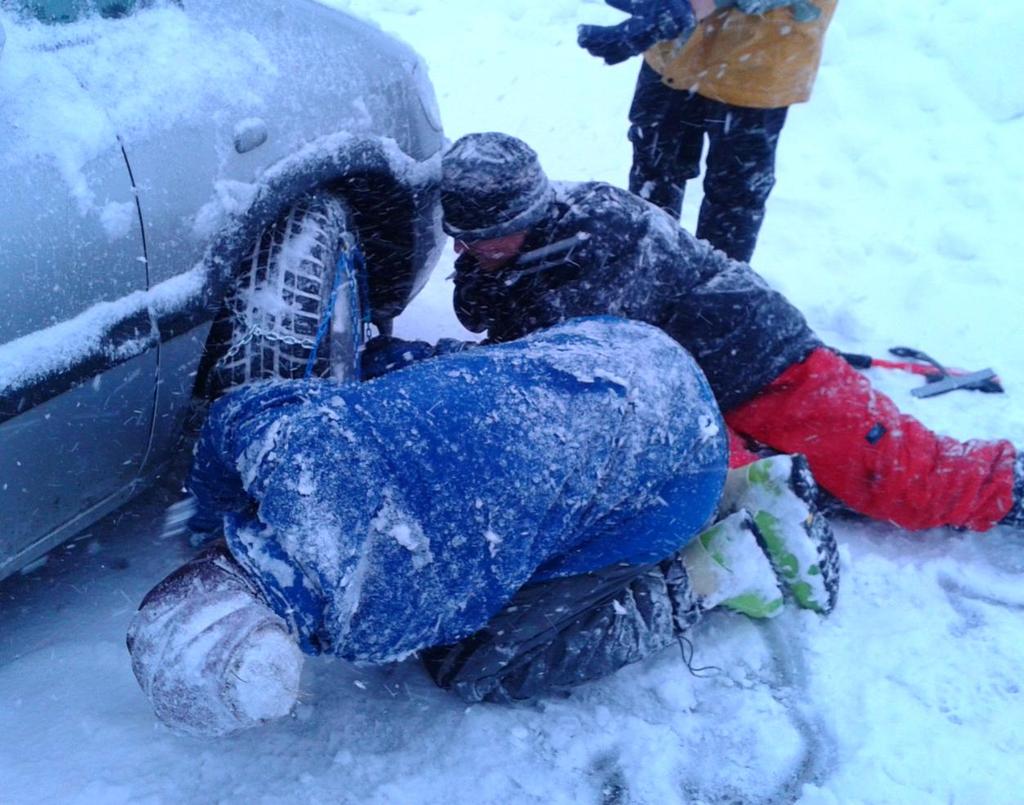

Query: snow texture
left=2, top=0, right=1024, bottom=803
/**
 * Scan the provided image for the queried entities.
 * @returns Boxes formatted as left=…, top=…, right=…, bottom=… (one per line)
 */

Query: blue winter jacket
left=188, top=318, right=727, bottom=662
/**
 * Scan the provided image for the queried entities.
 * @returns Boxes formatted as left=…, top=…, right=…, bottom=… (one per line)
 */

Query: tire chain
left=210, top=193, right=351, bottom=390
left=218, top=320, right=317, bottom=365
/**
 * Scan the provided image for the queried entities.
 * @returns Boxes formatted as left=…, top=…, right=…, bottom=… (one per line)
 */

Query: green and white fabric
left=680, top=509, right=783, bottom=619
left=720, top=454, right=840, bottom=614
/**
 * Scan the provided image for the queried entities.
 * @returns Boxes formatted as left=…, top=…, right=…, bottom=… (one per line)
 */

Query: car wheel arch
left=174, top=133, right=442, bottom=397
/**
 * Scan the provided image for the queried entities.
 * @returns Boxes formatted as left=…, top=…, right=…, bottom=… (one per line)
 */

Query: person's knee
left=628, top=121, right=668, bottom=169
left=641, top=343, right=723, bottom=434
left=704, top=115, right=784, bottom=208
left=703, top=162, right=777, bottom=209
left=629, top=122, right=702, bottom=186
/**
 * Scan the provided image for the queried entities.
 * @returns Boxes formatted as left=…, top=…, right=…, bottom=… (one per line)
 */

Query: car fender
left=157, top=132, right=442, bottom=344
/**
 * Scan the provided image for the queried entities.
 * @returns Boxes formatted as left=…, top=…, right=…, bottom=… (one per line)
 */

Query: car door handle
left=234, top=118, right=269, bottom=154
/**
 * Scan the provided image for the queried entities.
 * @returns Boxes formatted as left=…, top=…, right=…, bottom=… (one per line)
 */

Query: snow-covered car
left=0, top=0, right=445, bottom=580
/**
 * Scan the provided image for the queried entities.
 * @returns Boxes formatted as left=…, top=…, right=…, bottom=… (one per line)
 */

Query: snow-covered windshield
left=3, top=0, right=142, bottom=23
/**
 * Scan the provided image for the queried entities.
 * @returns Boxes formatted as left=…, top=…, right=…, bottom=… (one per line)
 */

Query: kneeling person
left=127, top=318, right=835, bottom=735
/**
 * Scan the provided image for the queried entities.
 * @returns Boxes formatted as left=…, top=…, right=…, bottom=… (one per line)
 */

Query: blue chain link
left=304, top=236, right=368, bottom=380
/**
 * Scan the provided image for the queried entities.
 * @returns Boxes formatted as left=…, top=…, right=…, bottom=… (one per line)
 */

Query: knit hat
left=441, top=133, right=555, bottom=241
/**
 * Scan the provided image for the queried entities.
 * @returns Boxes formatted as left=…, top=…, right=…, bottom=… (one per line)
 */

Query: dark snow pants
left=423, top=552, right=699, bottom=703
left=725, top=347, right=1018, bottom=532
left=188, top=318, right=728, bottom=662
left=628, top=61, right=788, bottom=262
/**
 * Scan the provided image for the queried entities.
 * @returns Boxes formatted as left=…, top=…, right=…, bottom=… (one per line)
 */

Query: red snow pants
left=724, top=347, right=1017, bottom=532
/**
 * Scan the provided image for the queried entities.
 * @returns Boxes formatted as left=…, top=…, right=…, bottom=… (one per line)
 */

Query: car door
left=0, top=3, right=157, bottom=578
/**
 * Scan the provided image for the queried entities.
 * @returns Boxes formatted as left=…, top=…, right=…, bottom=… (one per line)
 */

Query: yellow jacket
left=645, top=0, right=837, bottom=109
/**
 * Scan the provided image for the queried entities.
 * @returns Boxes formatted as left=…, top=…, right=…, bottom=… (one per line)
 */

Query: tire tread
left=208, top=193, right=355, bottom=395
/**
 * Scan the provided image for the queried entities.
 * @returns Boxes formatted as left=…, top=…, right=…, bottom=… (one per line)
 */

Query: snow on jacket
left=453, top=181, right=820, bottom=411
left=645, top=0, right=838, bottom=108
left=187, top=318, right=727, bottom=662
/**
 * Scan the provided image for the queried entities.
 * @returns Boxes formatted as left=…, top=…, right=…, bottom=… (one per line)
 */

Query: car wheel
left=203, top=192, right=365, bottom=398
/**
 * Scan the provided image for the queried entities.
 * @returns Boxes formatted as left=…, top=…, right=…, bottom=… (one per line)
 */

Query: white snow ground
left=3, top=1, right=1024, bottom=803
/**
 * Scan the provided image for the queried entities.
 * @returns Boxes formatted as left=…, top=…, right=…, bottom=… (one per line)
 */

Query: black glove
left=604, top=0, right=643, bottom=11
left=360, top=335, right=474, bottom=381
left=578, top=0, right=696, bottom=66
left=360, top=335, right=437, bottom=381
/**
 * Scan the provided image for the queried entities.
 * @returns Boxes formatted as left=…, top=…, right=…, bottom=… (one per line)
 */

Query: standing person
left=578, top=0, right=838, bottom=262
left=127, top=318, right=838, bottom=736
left=434, top=132, right=1024, bottom=535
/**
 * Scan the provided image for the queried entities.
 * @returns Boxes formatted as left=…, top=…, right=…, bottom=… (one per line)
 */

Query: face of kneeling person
left=454, top=231, right=528, bottom=272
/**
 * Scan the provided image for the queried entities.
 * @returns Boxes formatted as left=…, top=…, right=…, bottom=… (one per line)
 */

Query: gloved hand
left=434, top=337, right=474, bottom=356
left=716, top=0, right=822, bottom=22
left=360, top=335, right=437, bottom=381
left=578, top=0, right=696, bottom=65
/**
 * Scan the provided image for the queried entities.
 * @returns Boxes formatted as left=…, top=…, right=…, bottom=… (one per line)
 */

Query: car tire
left=204, top=192, right=364, bottom=398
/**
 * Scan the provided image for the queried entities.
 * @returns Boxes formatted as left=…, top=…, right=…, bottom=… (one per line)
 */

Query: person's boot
left=127, top=542, right=304, bottom=736
left=719, top=454, right=840, bottom=615
left=678, top=509, right=784, bottom=619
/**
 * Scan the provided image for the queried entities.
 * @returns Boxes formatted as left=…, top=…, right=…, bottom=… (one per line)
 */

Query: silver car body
left=0, top=0, right=444, bottom=579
